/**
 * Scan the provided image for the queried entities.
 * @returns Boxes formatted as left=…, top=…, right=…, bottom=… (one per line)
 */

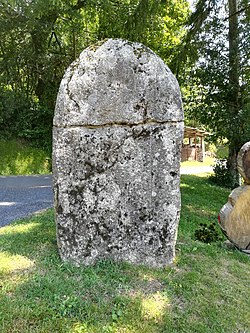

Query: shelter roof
left=184, top=126, right=210, bottom=138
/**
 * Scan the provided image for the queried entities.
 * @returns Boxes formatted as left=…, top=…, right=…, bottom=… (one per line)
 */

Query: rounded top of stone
left=54, top=38, right=183, bottom=127
left=237, top=141, right=250, bottom=184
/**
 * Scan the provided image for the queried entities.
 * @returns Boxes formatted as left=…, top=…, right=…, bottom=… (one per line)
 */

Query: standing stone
left=53, top=39, right=184, bottom=267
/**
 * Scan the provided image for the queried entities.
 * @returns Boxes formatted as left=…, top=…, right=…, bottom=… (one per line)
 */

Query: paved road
left=0, top=174, right=53, bottom=228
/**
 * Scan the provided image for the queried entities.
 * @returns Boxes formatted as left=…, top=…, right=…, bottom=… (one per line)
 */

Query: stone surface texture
left=219, top=141, right=250, bottom=253
left=53, top=39, right=184, bottom=267
left=237, top=141, right=250, bottom=184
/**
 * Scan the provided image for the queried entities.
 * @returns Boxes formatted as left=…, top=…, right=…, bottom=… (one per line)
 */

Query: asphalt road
left=0, top=174, right=53, bottom=228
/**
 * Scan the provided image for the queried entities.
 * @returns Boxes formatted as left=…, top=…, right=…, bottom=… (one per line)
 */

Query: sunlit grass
left=0, top=139, right=51, bottom=175
left=0, top=221, right=39, bottom=236
left=0, top=177, right=249, bottom=332
left=141, top=292, right=169, bottom=322
left=0, top=252, right=35, bottom=273
left=181, top=157, right=215, bottom=167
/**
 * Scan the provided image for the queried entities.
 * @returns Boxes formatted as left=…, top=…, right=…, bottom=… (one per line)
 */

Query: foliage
left=209, top=159, right=235, bottom=188
left=1, top=175, right=249, bottom=332
left=214, top=144, right=228, bottom=159
left=194, top=222, right=223, bottom=243
left=0, top=0, right=190, bottom=150
left=182, top=1, right=250, bottom=139
left=0, top=88, right=53, bottom=151
left=176, top=0, right=250, bottom=184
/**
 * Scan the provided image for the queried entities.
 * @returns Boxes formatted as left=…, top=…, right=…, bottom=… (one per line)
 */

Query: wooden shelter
left=181, top=126, right=209, bottom=162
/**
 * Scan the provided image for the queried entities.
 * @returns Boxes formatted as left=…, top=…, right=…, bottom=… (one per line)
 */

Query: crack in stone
left=54, top=119, right=182, bottom=129
left=66, top=59, right=81, bottom=112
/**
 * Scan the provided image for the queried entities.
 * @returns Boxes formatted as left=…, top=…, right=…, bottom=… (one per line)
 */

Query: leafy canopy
left=0, top=0, right=190, bottom=149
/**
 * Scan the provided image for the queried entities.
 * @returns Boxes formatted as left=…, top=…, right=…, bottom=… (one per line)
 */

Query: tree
left=227, top=0, right=241, bottom=185
left=0, top=0, right=190, bottom=149
left=176, top=0, right=250, bottom=187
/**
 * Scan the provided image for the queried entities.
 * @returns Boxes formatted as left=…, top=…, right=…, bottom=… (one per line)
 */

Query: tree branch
left=224, top=4, right=250, bottom=21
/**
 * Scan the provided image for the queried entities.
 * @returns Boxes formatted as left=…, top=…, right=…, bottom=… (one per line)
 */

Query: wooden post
left=201, top=136, right=205, bottom=162
left=194, top=133, right=197, bottom=161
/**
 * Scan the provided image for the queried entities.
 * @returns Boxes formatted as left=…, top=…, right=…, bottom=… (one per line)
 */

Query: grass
left=0, top=175, right=249, bottom=332
left=181, top=157, right=215, bottom=168
left=0, top=140, right=51, bottom=175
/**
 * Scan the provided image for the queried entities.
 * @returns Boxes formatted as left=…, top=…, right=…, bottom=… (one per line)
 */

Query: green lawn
left=0, top=175, right=249, bottom=333
left=181, top=157, right=215, bottom=168
left=0, top=140, right=51, bottom=175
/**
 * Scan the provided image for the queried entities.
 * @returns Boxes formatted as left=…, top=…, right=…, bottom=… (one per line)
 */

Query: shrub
left=209, top=159, right=235, bottom=188
left=194, top=222, right=223, bottom=243
left=0, top=88, right=53, bottom=153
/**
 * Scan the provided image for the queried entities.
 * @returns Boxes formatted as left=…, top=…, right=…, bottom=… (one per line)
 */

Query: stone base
left=53, top=122, right=183, bottom=267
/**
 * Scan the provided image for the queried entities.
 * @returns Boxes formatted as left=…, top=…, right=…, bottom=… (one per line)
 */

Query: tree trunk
left=227, top=0, right=241, bottom=187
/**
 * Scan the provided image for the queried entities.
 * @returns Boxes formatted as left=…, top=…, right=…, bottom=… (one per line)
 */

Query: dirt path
left=180, top=165, right=214, bottom=175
